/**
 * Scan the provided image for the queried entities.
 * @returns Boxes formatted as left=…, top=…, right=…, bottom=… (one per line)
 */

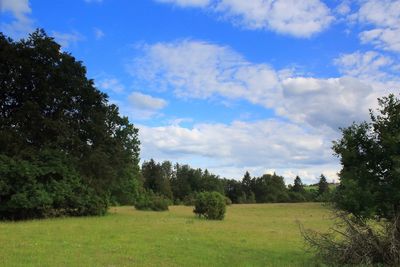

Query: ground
left=0, top=203, right=331, bottom=266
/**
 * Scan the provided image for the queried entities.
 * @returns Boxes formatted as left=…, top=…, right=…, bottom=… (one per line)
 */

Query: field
left=0, top=203, right=332, bottom=266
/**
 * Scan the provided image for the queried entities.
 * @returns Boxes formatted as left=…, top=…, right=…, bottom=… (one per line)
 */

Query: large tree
left=333, top=94, right=400, bottom=220
left=0, top=30, right=140, bottom=219
left=303, top=94, right=400, bottom=266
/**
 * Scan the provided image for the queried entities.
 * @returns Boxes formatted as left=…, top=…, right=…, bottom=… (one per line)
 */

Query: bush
left=193, top=192, right=226, bottom=220
left=134, top=191, right=170, bottom=211
left=288, top=191, right=307, bottom=203
left=0, top=153, right=108, bottom=220
left=225, top=197, right=232, bottom=206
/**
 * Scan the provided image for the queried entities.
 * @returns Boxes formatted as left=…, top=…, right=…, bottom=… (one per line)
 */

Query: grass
left=0, top=203, right=332, bottom=266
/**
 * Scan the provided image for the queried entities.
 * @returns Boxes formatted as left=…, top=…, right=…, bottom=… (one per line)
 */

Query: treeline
left=140, top=159, right=333, bottom=205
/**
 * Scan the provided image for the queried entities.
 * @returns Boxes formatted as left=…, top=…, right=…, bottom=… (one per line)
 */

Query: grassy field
left=0, top=203, right=332, bottom=266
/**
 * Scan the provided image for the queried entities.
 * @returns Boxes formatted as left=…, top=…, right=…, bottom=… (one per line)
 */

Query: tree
left=303, top=94, right=400, bottom=266
left=0, top=30, right=140, bottom=219
left=292, top=176, right=304, bottom=193
left=333, top=94, right=400, bottom=220
left=253, top=173, right=288, bottom=203
left=317, top=174, right=329, bottom=196
left=141, top=159, right=173, bottom=199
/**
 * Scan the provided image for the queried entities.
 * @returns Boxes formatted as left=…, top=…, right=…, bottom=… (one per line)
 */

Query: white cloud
left=279, top=76, right=374, bottom=128
left=155, top=0, right=333, bottom=37
left=52, top=31, right=83, bottom=48
left=355, top=0, right=400, bottom=52
left=359, top=28, right=400, bottom=52
left=335, top=1, right=351, bottom=16
left=217, top=0, right=333, bottom=37
left=97, top=77, right=125, bottom=93
left=129, top=40, right=391, bottom=130
left=0, top=0, right=34, bottom=39
left=334, top=50, right=393, bottom=78
left=138, top=119, right=339, bottom=183
left=113, top=92, right=168, bottom=121
left=128, top=92, right=168, bottom=110
left=94, top=28, right=105, bottom=39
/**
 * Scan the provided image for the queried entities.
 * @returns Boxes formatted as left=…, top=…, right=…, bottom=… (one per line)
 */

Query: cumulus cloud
left=52, top=31, right=84, bottom=48
left=129, top=41, right=400, bottom=181
left=0, top=0, right=34, bottom=39
left=129, top=40, right=390, bottom=130
left=97, top=77, right=125, bottom=94
left=355, top=0, right=400, bottom=52
left=155, top=0, right=333, bottom=37
left=114, top=92, right=168, bottom=121
left=138, top=119, right=339, bottom=183
left=334, top=50, right=396, bottom=80
left=128, top=92, right=168, bottom=110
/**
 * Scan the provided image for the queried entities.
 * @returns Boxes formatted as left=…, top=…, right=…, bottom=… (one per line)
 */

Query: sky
left=1, top=0, right=400, bottom=184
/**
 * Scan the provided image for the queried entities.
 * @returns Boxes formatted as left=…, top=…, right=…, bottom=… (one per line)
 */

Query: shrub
left=134, top=191, right=169, bottom=211
left=193, top=192, right=226, bottom=220
left=225, top=197, right=232, bottom=206
left=0, top=153, right=108, bottom=220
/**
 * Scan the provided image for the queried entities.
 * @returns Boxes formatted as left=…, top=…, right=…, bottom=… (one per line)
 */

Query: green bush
left=0, top=153, right=108, bottom=220
left=193, top=192, right=226, bottom=220
left=225, top=196, right=232, bottom=206
left=134, top=191, right=170, bottom=211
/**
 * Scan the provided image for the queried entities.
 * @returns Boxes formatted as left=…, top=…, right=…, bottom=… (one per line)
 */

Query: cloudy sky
left=1, top=0, right=400, bottom=183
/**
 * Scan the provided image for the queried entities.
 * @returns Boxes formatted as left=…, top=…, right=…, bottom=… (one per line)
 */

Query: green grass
left=0, top=203, right=332, bottom=266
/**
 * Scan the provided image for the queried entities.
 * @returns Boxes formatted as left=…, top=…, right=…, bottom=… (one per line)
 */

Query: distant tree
left=253, top=173, right=288, bottom=203
left=317, top=174, right=329, bottom=196
left=292, top=176, right=305, bottom=193
left=224, top=179, right=244, bottom=203
left=142, top=159, right=173, bottom=199
left=0, top=30, right=141, bottom=219
left=242, top=171, right=252, bottom=193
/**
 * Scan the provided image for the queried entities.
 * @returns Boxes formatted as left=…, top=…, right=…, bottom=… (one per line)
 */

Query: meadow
left=0, top=203, right=332, bottom=266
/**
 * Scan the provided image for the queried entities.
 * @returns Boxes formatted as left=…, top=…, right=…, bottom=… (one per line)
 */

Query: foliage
left=0, top=30, right=140, bottom=220
left=140, top=159, right=331, bottom=205
left=193, top=191, right=226, bottom=220
left=225, top=196, right=232, bottom=206
left=332, top=94, right=400, bottom=220
left=303, top=94, right=400, bottom=266
left=317, top=174, right=329, bottom=196
left=134, top=190, right=170, bottom=211
left=142, top=160, right=173, bottom=200
left=252, top=173, right=289, bottom=203
left=141, top=160, right=225, bottom=203
left=292, top=176, right=305, bottom=193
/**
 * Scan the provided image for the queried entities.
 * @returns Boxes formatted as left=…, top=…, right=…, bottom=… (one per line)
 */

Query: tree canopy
left=333, top=94, right=400, bottom=220
left=0, top=30, right=140, bottom=220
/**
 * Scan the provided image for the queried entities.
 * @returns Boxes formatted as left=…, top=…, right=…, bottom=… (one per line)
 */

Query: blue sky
left=2, top=0, right=400, bottom=183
